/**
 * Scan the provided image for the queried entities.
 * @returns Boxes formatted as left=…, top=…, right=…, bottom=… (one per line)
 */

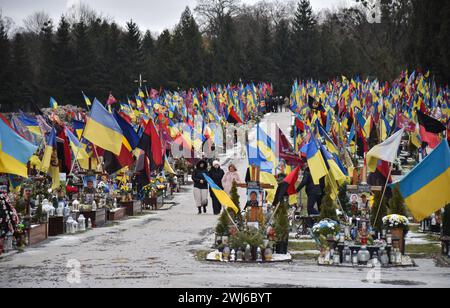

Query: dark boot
left=198, top=207, right=202, bottom=215
left=203, top=205, right=207, bottom=214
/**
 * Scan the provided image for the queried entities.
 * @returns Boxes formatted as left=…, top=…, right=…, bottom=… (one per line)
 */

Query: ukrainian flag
left=84, top=99, right=124, bottom=156
left=41, top=128, right=57, bottom=173
left=257, top=125, right=277, bottom=164
left=302, top=136, right=329, bottom=185
left=82, top=91, right=92, bottom=107
left=0, top=116, right=38, bottom=178
left=397, top=141, right=450, bottom=221
left=203, top=174, right=239, bottom=214
left=65, top=128, right=90, bottom=170
left=49, top=97, right=58, bottom=110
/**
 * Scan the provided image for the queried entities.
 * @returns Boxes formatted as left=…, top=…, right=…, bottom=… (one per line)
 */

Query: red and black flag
left=273, top=166, right=301, bottom=206
left=227, top=106, right=243, bottom=124
left=137, top=118, right=164, bottom=183
left=418, top=111, right=445, bottom=149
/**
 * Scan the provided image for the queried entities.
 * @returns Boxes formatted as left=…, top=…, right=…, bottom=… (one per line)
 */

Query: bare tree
left=65, top=2, right=99, bottom=25
left=195, top=0, right=242, bottom=33
left=23, top=11, right=51, bottom=34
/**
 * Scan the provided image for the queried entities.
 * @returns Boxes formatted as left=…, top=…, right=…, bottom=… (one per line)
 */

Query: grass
left=288, top=241, right=319, bottom=252
left=291, top=253, right=318, bottom=261
left=406, top=243, right=441, bottom=258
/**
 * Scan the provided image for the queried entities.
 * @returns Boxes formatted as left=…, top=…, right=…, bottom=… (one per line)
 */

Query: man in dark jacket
left=208, top=160, right=225, bottom=215
left=296, top=163, right=325, bottom=216
left=192, top=160, right=209, bottom=214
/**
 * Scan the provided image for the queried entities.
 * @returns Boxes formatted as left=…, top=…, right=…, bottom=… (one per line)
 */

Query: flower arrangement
left=382, top=214, right=409, bottom=229
left=312, top=219, right=341, bottom=249
left=119, top=185, right=130, bottom=193
left=312, top=219, right=341, bottom=238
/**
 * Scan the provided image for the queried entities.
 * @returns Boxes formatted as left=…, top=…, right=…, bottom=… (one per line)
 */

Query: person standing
left=192, top=160, right=209, bottom=214
left=222, top=164, right=241, bottom=195
left=296, top=163, right=325, bottom=216
left=208, top=161, right=225, bottom=215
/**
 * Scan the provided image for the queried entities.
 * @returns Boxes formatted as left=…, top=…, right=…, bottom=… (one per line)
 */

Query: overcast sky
left=0, top=0, right=346, bottom=32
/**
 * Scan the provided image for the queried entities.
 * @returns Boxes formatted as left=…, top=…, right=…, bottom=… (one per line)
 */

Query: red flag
left=107, top=93, right=117, bottom=106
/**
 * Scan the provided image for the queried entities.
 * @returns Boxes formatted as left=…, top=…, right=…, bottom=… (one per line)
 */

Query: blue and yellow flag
left=397, top=141, right=450, bottom=221
left=203, top=174, right=239, bottom=214
left=82, top=91, right=92, bottom=107
left=84, top=99, right=124, bottom=156
left=0, top=116, right=38, bottom=178
left=49, top=97, right=58, bottom=110
left=65, top=128, right=90, bottom=170
left=41, top=128, right=57, bottom=173
left=302, top=136, right=329, bottom=185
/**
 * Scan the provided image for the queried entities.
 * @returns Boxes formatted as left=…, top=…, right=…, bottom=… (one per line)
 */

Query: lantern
left=66, top=217, right=74, bottom=234
left=78, top=214, right=86, bottom=232
left=223, top=246, right=230, bottom=262
left=358, top=246, right=370, bottom=265
left=256, top=247, right=263, bottom=262
left=72, top=199, right=80, bottom=212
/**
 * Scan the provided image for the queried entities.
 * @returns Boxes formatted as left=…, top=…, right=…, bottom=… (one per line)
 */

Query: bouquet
left=312, top=219, right=341, bottom=249
left=312, top=219, right=341, bottom=238
left=382, top=214, right=409, bottom=229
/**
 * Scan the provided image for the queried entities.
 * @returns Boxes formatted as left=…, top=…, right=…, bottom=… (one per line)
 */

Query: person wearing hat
left=192, top=160, right=209, bottom=214
left=208, top=160, right=225, bottom=215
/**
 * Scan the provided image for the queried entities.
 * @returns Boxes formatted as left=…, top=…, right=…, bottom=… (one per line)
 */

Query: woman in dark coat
left=208, top=160, right=225, bottom=215
left=192, top=160, right=209, bottom=214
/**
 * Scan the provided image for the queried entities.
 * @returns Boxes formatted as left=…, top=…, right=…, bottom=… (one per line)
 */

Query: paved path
left=1, top=112, right=449, bottom=288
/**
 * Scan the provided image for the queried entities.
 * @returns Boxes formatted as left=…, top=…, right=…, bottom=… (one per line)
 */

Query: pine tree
left=230, top=181, right=240, bottom=207
left=320, top=184, right=338, bottom=221
left=273, top=19, right=294, bottom=96
left=389, top=185, right=407, bottom=217
left=10, top=33, right=33, bottom=107
left=142, top=30, right=155, bottom=85
left=0, top=18, right=12, bottom=111
left=216, top=210, right=230, bottom=236
left=371, top=191, right=388, bottom=232
left=153, top=30, right=175, bottom=88
left=338, top=183, right=351, bottom=215
left=53, top=17, right=73, bottom=102
left=122, top=20, right=143, bottom=86
left=273, top=200, right=289, bottom=243
left=173, top=7, right=205, bottom=88
left=258, top=19, right=274, bottom=83
left=292, top=0, right=319, bottom=78
left=443, top=204, right=450, bottom=237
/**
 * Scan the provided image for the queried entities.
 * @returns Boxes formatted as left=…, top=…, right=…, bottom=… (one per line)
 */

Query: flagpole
left=373, top=163, right=393, bottom=229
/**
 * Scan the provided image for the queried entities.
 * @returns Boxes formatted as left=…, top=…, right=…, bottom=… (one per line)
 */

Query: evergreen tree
left=53, top=17, right=73, bottom=102
left=320, top=184, right=338, bottom=221
left=122, top=20, right=143, bottom=89
left=71, top=20, right=94, bottom=105
left=258, top=19, right=274, bottom=83
left=273, top=200, right=289, bottom=243
left=173, top=7, right=205, bottom=88
left=338, top=183, right=351, bottom=215
left=0, top=18, right=12, bottom=111
left=389, top=185, right=407, bottom=217
left=37, top=20, right=55, bottom=105
left=292, top=0, right=319, bottom=78
left=273, top=19, right=293, bottom=96
left=153, top=30, right=175, bottom=88
left=371, top=191, right=388, bottom=232
left=10, top=33, right=34, bottom=107
left=142, top=30, right=155, bottom=86
left=443, top=204, right=450, bottom=237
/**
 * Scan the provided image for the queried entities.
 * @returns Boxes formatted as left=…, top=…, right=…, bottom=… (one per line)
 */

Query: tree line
left=0, top=0, right=448, bottom=112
